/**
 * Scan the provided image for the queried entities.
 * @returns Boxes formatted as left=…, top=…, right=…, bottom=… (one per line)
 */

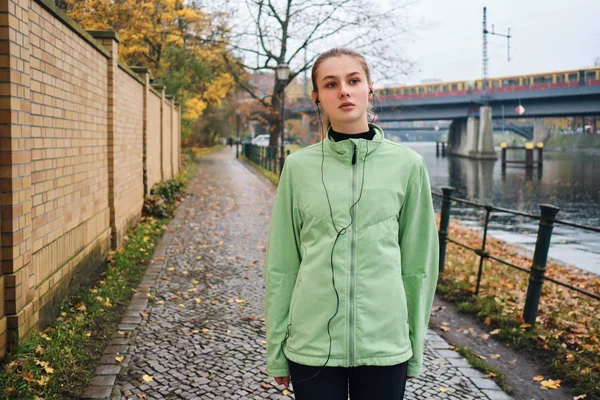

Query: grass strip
left=453, top=345, right=513, bottom=394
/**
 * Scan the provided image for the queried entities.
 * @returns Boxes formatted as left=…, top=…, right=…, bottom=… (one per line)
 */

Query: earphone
left=280, top=96, right=371, bottom=384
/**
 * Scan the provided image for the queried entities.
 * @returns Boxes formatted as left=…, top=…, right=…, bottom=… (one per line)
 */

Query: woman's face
left=312, top=55, right=372, bottom=133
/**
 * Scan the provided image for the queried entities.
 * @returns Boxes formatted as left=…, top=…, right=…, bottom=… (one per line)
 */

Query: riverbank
left=438, top=217, right=600, bottom=398
left=545, top=133, right=600, bottom=150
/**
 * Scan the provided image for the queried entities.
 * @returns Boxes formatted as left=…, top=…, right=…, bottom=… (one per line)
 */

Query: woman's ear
left=311, top=91, right=319, bottom=105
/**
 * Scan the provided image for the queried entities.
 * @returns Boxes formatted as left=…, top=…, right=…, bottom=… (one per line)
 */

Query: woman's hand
left=275, top=376, right=290, bottom=388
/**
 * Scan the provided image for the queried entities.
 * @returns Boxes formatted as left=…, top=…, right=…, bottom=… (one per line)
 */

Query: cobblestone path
left=83, top=148, right=513, bottom=400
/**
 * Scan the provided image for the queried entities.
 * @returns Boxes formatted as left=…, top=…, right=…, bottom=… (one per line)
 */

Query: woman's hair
left=311, top=48, right=375, bottom=131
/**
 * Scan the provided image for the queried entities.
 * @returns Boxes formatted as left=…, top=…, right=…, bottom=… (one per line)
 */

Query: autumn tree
left=212, top=0, right=414, bottom=146
left=58, top=0, right=238, bottom=144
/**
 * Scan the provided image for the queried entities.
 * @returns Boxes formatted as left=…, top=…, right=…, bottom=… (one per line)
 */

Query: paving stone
left=92, top=375, right=117, bottom=386
left=95, top=365, right=121, bottom=375
left=81, top=385, right=112, bottom=399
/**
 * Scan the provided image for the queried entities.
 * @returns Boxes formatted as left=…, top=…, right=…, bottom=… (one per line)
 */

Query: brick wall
left=0, top=0, right=182, bottom=358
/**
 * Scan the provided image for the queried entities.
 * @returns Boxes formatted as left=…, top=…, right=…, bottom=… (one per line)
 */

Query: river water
left=403, top=142, right=600, bottom=276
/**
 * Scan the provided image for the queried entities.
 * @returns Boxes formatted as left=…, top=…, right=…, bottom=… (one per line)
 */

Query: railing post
left=436, top=141, right=439, bottom=157
left=523, top=204, right=560, bottom=325
left=438, top=186, right=455, bottom=273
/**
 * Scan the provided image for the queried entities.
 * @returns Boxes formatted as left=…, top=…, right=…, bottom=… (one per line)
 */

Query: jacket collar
left=324, top=123, right=384, bottom=164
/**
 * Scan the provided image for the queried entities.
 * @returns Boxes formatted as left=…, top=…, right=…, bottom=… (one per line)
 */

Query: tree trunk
left=269, top=79, right=283, bottom=148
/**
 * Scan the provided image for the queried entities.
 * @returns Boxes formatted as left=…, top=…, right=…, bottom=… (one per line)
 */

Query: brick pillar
left=167, top=95, right=175, bottom=177
left=174, top=102, right=181, bottom=174
left=88, top=31, right=120, bottom=250
left=130, top=67, right=150, bottom=197
left=0, top=0, right=35, bottom=355
left=152, top=84, right=165, bottom=181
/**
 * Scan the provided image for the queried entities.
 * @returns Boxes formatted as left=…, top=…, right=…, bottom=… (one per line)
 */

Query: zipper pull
left=352, top=144, right=357, bottom=165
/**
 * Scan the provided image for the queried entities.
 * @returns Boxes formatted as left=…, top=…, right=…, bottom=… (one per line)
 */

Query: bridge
left=381, top=121, right=533, bottom=140
left=287, top=67, right=600, bottom=159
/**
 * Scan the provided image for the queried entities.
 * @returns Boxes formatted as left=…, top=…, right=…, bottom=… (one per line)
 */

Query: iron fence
left=433, top=186, right=599, bottom=325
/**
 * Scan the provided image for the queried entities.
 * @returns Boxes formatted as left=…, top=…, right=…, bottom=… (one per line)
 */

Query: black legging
left=288, top=360, right=409, bottom=400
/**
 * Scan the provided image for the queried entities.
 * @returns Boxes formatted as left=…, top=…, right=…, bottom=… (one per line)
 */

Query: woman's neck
left=329, top=120, right=369, bottom=134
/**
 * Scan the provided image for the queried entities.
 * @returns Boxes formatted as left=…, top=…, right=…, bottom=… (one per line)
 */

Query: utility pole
left=482, top=7, right=512, bottom=97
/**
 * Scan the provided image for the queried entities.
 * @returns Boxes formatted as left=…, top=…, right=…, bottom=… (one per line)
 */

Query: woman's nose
left=339, top=84, right=350, bottom=98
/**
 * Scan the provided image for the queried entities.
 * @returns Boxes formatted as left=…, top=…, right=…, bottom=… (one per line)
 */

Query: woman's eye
left=326, top=82, right=336, bottom=88
left=350, top=79, right=359, bottom=84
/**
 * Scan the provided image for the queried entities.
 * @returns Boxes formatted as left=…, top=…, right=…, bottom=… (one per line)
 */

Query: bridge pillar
left=533, top=118, right=550, bottom=144
left=447, top=106, right=497, bottom=159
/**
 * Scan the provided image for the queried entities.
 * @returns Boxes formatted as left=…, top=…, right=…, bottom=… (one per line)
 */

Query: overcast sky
left=398, top=0, right=600, bottom=85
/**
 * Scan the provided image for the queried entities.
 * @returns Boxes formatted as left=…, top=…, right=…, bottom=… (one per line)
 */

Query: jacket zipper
left=349, top=143, right=357, bottom=366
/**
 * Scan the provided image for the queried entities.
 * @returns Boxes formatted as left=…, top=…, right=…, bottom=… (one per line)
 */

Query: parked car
left=251, top=134, right=270, bottom=147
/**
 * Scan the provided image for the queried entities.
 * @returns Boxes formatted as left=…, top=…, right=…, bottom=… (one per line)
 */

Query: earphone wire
left=279, top=102, right=370, bottom=384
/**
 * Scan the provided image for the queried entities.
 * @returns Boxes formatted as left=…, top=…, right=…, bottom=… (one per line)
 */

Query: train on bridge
left=286, top=67, right=600, bottom=105
left=375, top=67, right=600, bottom=100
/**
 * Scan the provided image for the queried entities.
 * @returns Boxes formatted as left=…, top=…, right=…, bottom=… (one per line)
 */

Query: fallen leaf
left=195, top=298, right=201, bottom=303
left=489, top=354, right=500, bottom=359
left=574, top=395, right=587, bottom=399
left=142, top=375, right=153, bottom=383
left=22, top=371, right=35, bottom=383
left=282, top=389, right=291, bottom=395
left=260, top=383, right=272, bottom=389
left=440, top=388, right=448, bottom=393
left=140, top=312, right=148, bottom=318
left=440, top=326, right=450, bottom=332
left=116, top=356, right=124, bottom=362
left=35, top=345, right=44, bottom=356
left=520, top=323, right=532, bottom=329
left=488, top=372, right=496, bottom=378
left=540, top=379, right=561, bottom=389
left=490, top=329, right=501, bottom=335
left=533, top=375, right=544, bottom=382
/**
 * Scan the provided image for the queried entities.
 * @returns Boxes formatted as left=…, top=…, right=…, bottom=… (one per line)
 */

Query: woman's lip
left=339, top=104, right=355, bottom=109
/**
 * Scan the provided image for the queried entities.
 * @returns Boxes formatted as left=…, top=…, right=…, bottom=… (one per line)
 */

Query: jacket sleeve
left=264, top=160, right=303, bottom=377
left=399, top=158, right=439, bottom=377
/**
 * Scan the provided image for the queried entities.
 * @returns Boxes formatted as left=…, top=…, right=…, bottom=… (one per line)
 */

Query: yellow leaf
left=142, top=375, right=153, bottom=383
left=533, top=375, right=544, bottom=382
left=540, top=379, right=561, bottom=389
left=490, top=329, right=501, bottom=335
left=143, top=236, right=150, bottom=242
left=234, top=299, right=245, bottom=304
left=195, top=298, right=201, bottom=303
left=193, top=280, right=200, bottom=285
left=520, top=323, right=532, bottom=329
left=116, top=356, right=124, bottom=362
left=440, top=388, right=448, bottom=393
left=202, top=328, right=209, bottom=333
left=35, top=345, right=44, bottom=356
left=282, top=389, right=291, bottom=395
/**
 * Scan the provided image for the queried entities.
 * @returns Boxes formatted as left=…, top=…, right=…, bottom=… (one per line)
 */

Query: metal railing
left=243, top=143, right=289, bottom=175
left=434, top=186, right=599, bottom=325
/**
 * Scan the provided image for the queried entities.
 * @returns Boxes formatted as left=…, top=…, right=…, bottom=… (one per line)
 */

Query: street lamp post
left=276, top=63, right=290, bottom=175
left=236, top=112, right=240, bottom=158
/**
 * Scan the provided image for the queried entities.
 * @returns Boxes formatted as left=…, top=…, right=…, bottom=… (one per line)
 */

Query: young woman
left=264, top=48, right=439, bottom=400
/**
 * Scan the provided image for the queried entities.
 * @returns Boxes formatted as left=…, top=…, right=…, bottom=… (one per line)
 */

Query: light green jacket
left=264, top=124, right=439, bottom=378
